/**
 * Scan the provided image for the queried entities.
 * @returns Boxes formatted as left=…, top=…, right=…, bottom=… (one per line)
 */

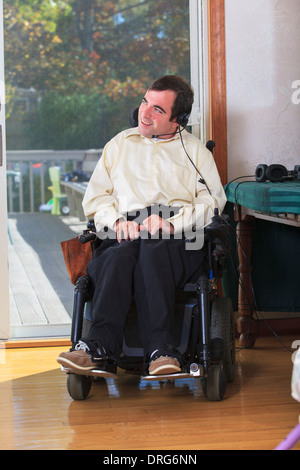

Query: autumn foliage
left=4, top=0, right=190, bottom=149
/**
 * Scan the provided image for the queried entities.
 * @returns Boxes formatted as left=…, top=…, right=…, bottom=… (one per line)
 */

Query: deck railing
left=6, top=149, right=101, bottom=213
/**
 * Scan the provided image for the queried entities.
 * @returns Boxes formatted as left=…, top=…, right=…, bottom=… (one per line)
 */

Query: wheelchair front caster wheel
left=67, top=373, right=92, bottom=400
left=201, top=365, right=227, bottom=401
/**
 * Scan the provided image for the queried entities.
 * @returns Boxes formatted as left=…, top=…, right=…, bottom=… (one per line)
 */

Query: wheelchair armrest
left=78, top=219, right=97, bottom=244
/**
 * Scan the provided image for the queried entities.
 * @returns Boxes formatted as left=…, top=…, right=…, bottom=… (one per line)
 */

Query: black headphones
left=176, top=111, right=190, bottom=128
left=129, top=107, right=190, bottom=128
left=255, top=163, right=300, bottom=182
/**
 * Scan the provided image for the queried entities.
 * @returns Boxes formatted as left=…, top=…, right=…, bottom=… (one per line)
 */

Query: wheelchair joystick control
left=78, top=232, right=97, bottom=244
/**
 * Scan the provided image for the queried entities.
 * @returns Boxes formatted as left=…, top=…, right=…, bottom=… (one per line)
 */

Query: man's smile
left=141, top=119, right=153, bottom=126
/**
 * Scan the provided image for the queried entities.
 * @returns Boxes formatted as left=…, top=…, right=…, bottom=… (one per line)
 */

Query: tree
left=4, top=0, right=190, bottom=149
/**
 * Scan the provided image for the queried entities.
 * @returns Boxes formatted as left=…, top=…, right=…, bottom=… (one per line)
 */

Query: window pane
left=5, top=0, right=190, bottom=150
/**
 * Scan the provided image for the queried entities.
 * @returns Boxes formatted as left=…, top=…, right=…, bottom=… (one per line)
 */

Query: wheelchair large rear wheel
left=210, top=297, right=235, bottom=383
left=67, top=373, right=92, bottom=400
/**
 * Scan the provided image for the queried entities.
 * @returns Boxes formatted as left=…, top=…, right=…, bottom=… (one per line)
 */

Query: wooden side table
left=225, top=181, right=300, bottom=347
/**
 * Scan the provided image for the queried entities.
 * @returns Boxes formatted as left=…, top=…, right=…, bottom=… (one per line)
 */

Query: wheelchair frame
left=65, top=208, right=235, bottom=402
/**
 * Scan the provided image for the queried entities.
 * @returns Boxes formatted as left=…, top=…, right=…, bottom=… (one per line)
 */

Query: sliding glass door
left=2, top=0, right=207, bottom=339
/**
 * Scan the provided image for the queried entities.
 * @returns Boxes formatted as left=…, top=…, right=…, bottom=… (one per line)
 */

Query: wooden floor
left=0, top=335, right=299, bottom=450
left=8, top=213, right=86, bottom=338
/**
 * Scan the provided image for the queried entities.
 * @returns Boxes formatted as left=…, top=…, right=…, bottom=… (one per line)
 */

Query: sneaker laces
left=150, top=349, right=159, bottom=360
left=74, top=340, right=90, bottom=352
left=149, top=345, right=182, bottom=365
left=74, top=339, right=105, bottom=362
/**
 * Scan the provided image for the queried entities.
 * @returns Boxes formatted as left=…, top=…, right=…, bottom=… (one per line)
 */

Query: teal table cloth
left=223, top=180, right=300, bottom=313
left=225, top=180, right=300, bottom=214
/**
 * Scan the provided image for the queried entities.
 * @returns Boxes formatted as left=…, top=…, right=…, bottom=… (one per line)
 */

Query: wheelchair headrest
left=129, top=108, right=139, bottom=127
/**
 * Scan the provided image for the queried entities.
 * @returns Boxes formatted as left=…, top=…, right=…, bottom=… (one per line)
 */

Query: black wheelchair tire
left=67, top=373, right=92, bottom=400
left=210, top=297, right=235, bottom=383
left=201, top=364, right=227, bottom=401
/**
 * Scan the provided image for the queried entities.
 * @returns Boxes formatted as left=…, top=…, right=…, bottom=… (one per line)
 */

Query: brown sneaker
left=148, top=356, right=181, bottom=375
left=57, top=340, right=103, bottom=371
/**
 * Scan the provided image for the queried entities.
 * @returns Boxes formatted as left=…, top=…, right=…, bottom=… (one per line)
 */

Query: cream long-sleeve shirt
left=82, top=128, right=227, bottom=235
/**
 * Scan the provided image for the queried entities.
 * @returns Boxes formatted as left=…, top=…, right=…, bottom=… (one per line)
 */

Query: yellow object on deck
left=48, top=166, right=66, bottom=215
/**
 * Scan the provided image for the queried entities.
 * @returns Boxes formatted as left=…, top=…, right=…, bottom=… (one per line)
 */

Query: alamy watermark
left=96, top=203, right=205, bottom=251
left=291, top=80, right=300, bottom=105
left=291, top=340, right=300, bottom=364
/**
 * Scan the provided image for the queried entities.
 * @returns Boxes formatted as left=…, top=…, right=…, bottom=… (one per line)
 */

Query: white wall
left=225, top=0, right=300, bottom=181
left=0, top=0, right=10, bottom=339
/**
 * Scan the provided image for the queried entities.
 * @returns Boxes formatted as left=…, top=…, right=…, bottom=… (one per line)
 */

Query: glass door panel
left=4, top=0, right=191, bottom=338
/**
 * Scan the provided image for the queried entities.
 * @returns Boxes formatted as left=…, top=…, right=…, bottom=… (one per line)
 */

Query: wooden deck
left=8, top=213, right=87, bottom=339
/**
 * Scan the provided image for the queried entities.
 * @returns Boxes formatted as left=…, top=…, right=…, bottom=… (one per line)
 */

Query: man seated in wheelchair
left=57, top=75, right=226, bottom=376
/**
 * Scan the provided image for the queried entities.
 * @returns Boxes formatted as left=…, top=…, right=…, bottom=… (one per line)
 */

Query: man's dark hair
left=149, top=75, right=194, bottom=121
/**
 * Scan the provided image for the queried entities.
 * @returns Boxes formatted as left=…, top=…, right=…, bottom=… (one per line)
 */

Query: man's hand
left=141, top=214, right=174, bottom=236
left=114, top=220, right=140, bottom=243
left=114, top=215, right=174, bottom=243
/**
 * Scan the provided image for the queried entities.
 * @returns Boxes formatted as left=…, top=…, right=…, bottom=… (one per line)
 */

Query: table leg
left=236, top=214, right=256, bottom=347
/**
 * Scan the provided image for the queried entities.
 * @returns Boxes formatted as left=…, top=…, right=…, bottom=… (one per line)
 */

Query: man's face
left=138, top=89, right=179, bottom=139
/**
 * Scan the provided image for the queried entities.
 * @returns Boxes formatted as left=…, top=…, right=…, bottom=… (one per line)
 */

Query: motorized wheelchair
left=61, top=138, right=235, bottom=402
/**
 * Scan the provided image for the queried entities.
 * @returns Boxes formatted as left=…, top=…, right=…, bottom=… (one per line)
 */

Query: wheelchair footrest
left=61, top=366, right=118, bottom=379
left=143, top=364, right=204, bottom=381
left=142, top=372, right=201, bottom=381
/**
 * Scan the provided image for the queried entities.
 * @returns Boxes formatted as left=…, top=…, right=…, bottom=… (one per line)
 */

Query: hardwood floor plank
left=0, top=336, right=299, bottom=450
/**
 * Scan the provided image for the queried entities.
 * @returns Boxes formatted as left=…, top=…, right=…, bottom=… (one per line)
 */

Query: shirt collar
left=125, top=127, right=182, bottom=142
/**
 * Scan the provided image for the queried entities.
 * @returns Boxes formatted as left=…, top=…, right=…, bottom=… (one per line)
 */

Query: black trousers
left=86, top=237, right=206, bottom=360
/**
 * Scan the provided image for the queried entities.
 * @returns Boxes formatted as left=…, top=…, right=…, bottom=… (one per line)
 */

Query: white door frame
left=0, top=0, right=10, bottom=340
left=189, top=0, right=210, bottom=141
